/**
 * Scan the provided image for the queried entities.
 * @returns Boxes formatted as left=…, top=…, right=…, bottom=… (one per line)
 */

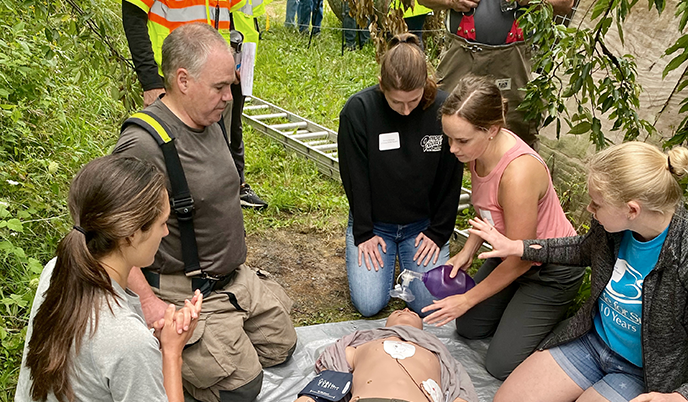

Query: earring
left=489, top=137, right=494, bottom=141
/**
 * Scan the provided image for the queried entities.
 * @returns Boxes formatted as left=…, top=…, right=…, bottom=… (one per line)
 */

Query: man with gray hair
left=114, top=23, right=297, bottom=402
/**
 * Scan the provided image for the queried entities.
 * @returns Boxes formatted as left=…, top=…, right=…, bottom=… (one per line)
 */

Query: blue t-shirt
left=594, top=227, right=669, bottom=367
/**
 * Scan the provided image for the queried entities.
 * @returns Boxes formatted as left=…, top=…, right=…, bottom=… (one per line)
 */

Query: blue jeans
left=346, top=215, right=450, bottom=317
left=342, top=1, right=369, bottom=48
left=297, top=0, right=323, bottom=34
left=550, top=330, right=645, bottom=402
left=285, top=0, right=300, bottom=27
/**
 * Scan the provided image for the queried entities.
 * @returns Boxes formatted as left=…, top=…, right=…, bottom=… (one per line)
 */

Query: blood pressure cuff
left=298, top=370, right=353, bottom=402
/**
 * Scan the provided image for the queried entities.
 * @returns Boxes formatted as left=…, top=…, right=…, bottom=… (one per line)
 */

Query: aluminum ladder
left=242, top=95, right=473, bottom=214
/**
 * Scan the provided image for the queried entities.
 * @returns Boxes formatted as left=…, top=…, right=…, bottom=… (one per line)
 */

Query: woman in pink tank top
left=421, top=75, right=585, bottom=380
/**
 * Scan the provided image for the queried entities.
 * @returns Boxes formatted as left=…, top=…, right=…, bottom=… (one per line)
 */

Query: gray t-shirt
left=114, top=100, right=247, bottom=276
left=15, top=258, right=168, bottom=402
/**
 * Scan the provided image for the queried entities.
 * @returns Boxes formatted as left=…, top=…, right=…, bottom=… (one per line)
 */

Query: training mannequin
left=296, top=309, right=477, bottom=402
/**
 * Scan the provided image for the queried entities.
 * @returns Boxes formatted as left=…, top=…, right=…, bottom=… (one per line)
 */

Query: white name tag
left=479, top=209, right=495, bottom=227
left=379, top=132, right=401, bottom=151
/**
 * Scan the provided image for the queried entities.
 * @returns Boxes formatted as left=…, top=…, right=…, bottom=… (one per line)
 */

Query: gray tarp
left=256, top=319, right=502, bottom=402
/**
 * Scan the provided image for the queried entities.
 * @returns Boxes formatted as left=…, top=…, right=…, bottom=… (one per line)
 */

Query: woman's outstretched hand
left=467, top=217, right=524, bottom=259
left=421, top=294, right=473, bottom=327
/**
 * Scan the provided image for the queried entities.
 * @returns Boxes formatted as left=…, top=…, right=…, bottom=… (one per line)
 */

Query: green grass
left=240, top=125, right=350, bottom=233
left=254, top=13, right=379, bottom=126
left=240, top=11, right=382, bottom=233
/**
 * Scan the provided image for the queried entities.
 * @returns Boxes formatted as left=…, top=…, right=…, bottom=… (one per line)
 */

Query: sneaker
left=240, top=183, right=268, bottom=209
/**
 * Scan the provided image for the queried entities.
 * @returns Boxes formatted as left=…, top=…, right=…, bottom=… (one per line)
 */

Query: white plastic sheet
left=256, top=319, right=502, bottom=402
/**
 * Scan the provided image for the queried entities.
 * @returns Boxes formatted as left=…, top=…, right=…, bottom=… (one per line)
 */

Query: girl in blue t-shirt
left=467, top=142, right=688, bottom=402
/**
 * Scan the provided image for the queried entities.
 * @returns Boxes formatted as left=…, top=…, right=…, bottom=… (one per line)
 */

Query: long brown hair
left=440, top=74, right=507, bottom=130
left=379, top=33, right=437, bottom=109
left=25, top=155, right=166, bottom=401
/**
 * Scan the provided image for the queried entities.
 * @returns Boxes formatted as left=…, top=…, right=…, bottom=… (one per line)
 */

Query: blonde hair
left=588, top=142, right=688, bottom=214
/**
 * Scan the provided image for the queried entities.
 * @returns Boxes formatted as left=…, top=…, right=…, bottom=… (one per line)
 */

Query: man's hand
left=447, top=0, right=480, bottom=13
left=358, top=235, right=387, bottom=271
left=141, top=294, right=169, bottom=329
left=630, top=393, right=688, bottom=402
left=143, top=88, right=165, bottom=107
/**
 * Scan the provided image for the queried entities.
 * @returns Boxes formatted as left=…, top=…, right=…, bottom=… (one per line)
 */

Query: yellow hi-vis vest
left=390, top=0, right=432, bottom=18
left=125, top=0, right=247, bottom=74
left=233, top=0, right=273, bottom=44
left=232, top=11, right=259, bottom=43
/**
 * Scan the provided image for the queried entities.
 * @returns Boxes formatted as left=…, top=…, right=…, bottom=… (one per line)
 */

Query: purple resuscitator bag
left=422, top=265, right=476, bottom=299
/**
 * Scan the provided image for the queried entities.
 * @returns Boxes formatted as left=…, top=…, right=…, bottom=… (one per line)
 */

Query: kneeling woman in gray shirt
left=16, top=155, right=202, bottom=402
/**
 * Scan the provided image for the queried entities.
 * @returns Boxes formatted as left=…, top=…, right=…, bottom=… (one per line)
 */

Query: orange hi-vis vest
left=125, top=0, right=246, bottom=73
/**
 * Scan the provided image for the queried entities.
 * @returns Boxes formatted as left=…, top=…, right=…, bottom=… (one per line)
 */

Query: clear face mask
left=389, top=270, right=424, bottom=302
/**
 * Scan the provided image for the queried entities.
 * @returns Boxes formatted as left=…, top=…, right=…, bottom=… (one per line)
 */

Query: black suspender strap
left=218, top=116, right=231, bottom=149
left=122, top=111, right=202, bottom=277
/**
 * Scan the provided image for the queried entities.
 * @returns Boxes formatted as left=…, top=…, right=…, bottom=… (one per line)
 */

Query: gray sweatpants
left=455, top=258, right=585, bottom=380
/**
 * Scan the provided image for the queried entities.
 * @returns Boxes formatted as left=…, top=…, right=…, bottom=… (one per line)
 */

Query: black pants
left=342, top=1, right=370, bottom=48
left=455, top=258, right=585, bottom=380
left=222, top=82, right=246, bottom=183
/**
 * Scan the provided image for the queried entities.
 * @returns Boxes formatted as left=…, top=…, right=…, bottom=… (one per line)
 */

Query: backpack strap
left=122, top=111, right=203, bottom=277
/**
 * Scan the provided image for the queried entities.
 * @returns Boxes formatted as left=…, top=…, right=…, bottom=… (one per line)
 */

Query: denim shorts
left=549, top=330, right=645, bottom=402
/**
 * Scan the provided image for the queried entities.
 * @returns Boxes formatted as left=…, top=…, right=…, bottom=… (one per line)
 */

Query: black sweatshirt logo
left=420, top=135, right=443, bottom=152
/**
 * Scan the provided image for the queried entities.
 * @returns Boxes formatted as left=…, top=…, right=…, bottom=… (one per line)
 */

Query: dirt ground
left=245, top=225, right=406, bottom=326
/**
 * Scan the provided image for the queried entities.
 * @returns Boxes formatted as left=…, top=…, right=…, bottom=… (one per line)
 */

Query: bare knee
left=576, top=387, right=608, bottom=402
left=494, top=350, right=584, bottom=402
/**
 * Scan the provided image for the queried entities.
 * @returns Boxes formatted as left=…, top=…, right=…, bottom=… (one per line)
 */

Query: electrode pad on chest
left=422, top=378, right=442, bottom=402
left=383, top=340, right=416, bottom=359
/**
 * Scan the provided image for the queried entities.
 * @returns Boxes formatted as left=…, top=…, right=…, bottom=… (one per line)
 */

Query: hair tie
left=668, top=155, right=674, bottom=174
left=73, top=225, right=87, bottom=235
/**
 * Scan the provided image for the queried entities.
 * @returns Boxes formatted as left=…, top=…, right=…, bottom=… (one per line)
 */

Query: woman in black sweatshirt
left=337, top=33, right=463, bottom=317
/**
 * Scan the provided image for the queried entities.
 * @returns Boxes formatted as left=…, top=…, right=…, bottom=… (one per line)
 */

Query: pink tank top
left=470, top=131, right=576, bottom=239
